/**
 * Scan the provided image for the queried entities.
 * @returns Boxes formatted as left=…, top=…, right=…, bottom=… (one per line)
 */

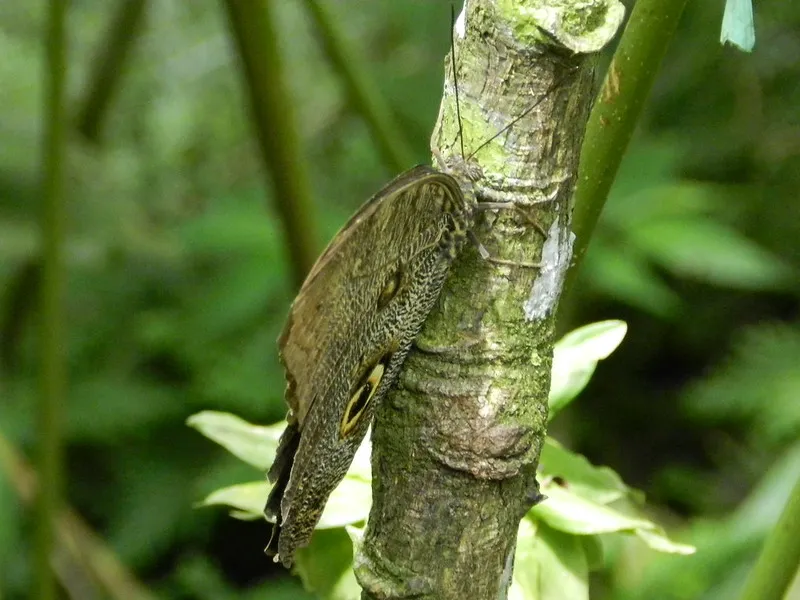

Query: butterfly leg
left=467, top=230, right=490, bottom=259
left=513, top=205, right=549, bottom=239
left=467, top=229, right=542, bottom=269
left=485, top=256, right=543, bottom=269
left=476, top=199, right=550, bottom=240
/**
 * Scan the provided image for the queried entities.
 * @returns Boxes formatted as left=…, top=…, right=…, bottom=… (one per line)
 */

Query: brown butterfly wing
left=265, top=166, right=471, bottom=566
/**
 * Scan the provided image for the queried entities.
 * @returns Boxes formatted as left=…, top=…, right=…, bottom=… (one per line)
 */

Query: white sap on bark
left=524, top=211, right=575, bottom=321
left=455, top=2, right=467, bottom=38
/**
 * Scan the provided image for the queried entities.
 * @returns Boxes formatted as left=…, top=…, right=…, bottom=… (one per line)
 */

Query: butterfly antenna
left=450, top=3, right=466, bottom=161
left=465, top=67, right=576, bottom=161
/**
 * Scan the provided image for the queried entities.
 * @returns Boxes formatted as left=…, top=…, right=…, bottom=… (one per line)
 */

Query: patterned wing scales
left=265, top=166, right=471, bottom=566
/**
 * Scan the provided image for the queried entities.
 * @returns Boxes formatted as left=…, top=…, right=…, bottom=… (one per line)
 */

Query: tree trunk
left=357, top=1, right=623, bottom=599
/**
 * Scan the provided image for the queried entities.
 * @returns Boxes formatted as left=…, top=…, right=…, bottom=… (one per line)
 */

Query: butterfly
left=264, top=160, right=479, bottom=567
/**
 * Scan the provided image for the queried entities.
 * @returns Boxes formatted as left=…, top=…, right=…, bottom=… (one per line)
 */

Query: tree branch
left=38, top=0, right=68, bottom=598
left=359, top=1, right=623, bottom=598
left=75, top=0, right=148, bottom=143
left=301, top=0, right=415, bottom=173
left=739, top=475, right=800, bottom=600
left=566, top=0, right=690, bottom=293
left=222, top=0, right=321, bottom=288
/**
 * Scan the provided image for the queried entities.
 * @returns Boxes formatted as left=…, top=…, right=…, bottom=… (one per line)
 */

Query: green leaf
left=630, top=218, right=791, bottom=290
left=187, top=411, right=283, bottom=471
left=582, top=243, right=680, bottom=317
left=188, top=412, right=373, bottom=478
left=532, top=484, right=650, bottom=535
left=315, top=477, right=371, bottom=528
left=635, top=527, right=697, bottom=555
left=549, top=320, right=628, bottom=417
left=201, top=475, right=371, bottom=528
left=191, top=412, right=373, bottom=525
left=531, top=484, right=695, bottom=555
left=539, top=438, right=631, bottom=505
left=721, top=0, right=755, bottom=52
left=579, top=535, right=605, bottom=571
left=200, top=481, right=267, bottom=520
left=511, top=519, right=589, bottom=600
left=294, top=528, right=357, bottom=600
left=683, top=324, right=800, bottom=447
left=608, top=181, right=726, bottom=225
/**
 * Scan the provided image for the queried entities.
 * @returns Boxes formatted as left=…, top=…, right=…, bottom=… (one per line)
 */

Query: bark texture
left=357, top=1, right=623, bottom=598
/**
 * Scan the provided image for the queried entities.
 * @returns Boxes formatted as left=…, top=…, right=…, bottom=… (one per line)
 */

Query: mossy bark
left=358, top=1, right=623, bottom=599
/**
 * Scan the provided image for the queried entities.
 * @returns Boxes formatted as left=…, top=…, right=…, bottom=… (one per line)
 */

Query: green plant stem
left=38, top=1, right=67, bottom=598
left=566, top=0, right=689, bottom=291
left=739, top=476, right=800, bottom=600
left=302, top=0, right=415, bottom=172
left=0, top=432, right=157, bottom=600
left=222, top=0, right=320, bottom=287
left=75, top=0, right=148, bottom=143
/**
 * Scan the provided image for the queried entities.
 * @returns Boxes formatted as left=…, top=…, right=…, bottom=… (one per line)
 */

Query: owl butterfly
left=264, top=16, right=564, bottom=568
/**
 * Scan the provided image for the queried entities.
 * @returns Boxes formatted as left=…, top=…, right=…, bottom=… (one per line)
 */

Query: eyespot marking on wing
left=377, top=268, right=403, bottom=310
left=340, top=356, right=390, bottom=438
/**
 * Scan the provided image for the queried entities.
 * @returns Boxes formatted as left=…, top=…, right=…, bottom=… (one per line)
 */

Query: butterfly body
left=265, top=165, right=475, bottom=566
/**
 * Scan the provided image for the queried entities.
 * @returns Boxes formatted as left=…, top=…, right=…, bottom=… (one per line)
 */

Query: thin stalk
left=302, top=0, right=415, bottom=172
left=38, top=0, right=68, bottom=598
left=566, top=0, right=690, bottom=291
left=75, top=0, right=148, bottom=143
left=222, top=0, right=320, bottom=287
left=739, top=476, right=800, bottom=600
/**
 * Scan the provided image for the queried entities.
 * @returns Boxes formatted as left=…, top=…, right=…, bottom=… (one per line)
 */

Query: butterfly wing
left=265, top=166, right=471, bottom=566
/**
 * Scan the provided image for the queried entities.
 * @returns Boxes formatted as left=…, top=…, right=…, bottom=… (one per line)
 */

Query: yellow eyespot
left=377, top=269, right=402, bottom=310
left=340, top=361, right=386, bottom=438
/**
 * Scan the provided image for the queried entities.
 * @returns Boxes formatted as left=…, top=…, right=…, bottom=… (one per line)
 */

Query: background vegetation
left=0, top=0, right=798, bottom=598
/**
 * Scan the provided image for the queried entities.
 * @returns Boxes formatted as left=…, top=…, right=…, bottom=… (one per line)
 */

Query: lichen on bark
left=358, top=1, right=622, bottom=598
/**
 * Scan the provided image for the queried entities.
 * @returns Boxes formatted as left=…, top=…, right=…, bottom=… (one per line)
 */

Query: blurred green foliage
left=191, top=322, right=696, bottom=599
left=0, top=0, right=798, bottom=598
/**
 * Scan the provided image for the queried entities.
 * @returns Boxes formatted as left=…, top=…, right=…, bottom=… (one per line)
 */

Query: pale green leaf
left=346, top=429, right=373, bottom=482
left=316, top=477, right=372, bottom=528
left=294, top=528, right=356, bottom=600
left=540, top=438, right=630, bottom=505
left=579, top=535, right=605, bottom=570
left=721, top=0, right=755, bottom=52
left=327, top=525, right=365, bottom=600
left=636, top=527, right=696, bottom=555
left=200, top=476, right=370, bottom=528
left=532, top=484, right=652, bottom=536
left=549, top=320, right=628, bottom=416
left=511, top=519, right=589, bottom=600
left=330, top=568, right=361, bottom=600
left=188, top=411, right=374, bottom=480
left=187, top=410, right=283, bottom=471
left=200, top=481, right=267, bottom=519
left=531, top=485, right=695, bottom=555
